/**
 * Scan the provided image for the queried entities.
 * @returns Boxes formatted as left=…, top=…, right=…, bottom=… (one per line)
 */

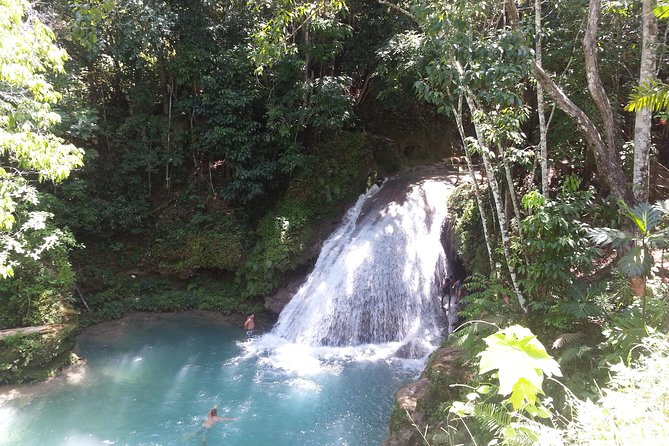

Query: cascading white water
left=271, top=171, right=454, bottom=352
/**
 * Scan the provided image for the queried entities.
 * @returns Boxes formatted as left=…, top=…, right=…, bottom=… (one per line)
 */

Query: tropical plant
left=587, top=199, right=669, bottom=313
left=448, top=325, right=563, bottom=446
left=518, top=179, right=600, bottom=304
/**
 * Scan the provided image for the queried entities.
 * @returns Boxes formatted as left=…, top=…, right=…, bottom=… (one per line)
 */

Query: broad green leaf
left=478, top=325, right=562, bottom=407
left=587, top=227, right=631, bottom=248
left=617, top=246, right=652, bottom=277
left=509, top=377, right=540, bottom=410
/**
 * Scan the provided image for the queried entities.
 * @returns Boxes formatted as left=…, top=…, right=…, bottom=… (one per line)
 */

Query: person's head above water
left=210, top=406, right=217, bottom=417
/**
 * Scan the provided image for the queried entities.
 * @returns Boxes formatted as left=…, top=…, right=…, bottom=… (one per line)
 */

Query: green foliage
left=448, top=325, right=562, bottom=445
left=181, top=230, right=247, bottom=272
left=447, top=183, right=495, bottom=277
left=241, top=198, right=315, bottom=296
left=0, top=206, right=78, bottom=328
left=457, top=274, right=523, bottom=322
left=0, top=0, right=84, bottom=278
left=197, top=62, right=278, bottom=204
left=478, top=325, right=562, bottom=410
left=588, top=199, right=669, bottom=279
left=248, top=0, right=347, bottom=74
left=517, top=180, right=600, bottom=301
left=151, top=212, right=251, bottom=275
left=449, top=320, right=498, bottom=363
left=79, top=274, right=250, bottom=327
left=413, top=0, right=533, bottom=113
left=599, top=285, right=669, bottom=365
left=0, top=326, right=77, bottom=385
left=563, top=331, right=669, bottom=444
left=626, top=80, right=669, bottom=114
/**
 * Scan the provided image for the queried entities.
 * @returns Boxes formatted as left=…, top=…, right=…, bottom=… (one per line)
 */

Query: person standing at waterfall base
left=453, top=279, right=463, bottom=302
left=441, top=277, right=452, bottom=308
left=244, top=313, right=255, bottom=337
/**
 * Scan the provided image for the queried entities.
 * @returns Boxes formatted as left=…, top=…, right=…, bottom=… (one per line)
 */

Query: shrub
left=564, top=331, right=669, bottom=444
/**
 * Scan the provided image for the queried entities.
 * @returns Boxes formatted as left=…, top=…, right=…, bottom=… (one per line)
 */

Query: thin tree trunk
left=633, top=0, right=658, bottom=204
left=465, top=92, right=528, bottom=311
left=454, top=95, right=495, bottom=272
left=500, top=143, right=522, bottom=226
left=166, top=79, right=173, bottom=190
left=535, top=0, right=549, bottom=196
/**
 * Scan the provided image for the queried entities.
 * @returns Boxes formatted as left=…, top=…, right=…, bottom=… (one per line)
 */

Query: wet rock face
left=382, top=346, right=468, bottom=446
left=264, top=275, right=307, bottom=314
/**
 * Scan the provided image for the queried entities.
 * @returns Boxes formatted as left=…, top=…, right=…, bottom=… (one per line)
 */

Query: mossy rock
left=0, top=325, right=77, bottom=385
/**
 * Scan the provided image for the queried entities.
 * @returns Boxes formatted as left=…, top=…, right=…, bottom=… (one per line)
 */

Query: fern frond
left=473, top=403, right=539, bottom=446
left=557, top=345, right=593, bottom=366
left=551, top=332, right=584, bottom=350
left=473, top=402, right=514, bottom=433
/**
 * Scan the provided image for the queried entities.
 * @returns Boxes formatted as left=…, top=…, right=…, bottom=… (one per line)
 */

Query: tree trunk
left=535, top=0, right=550, bottom=196
left=505, top=0, right=634, bottom=204
left=454, top=95, right=495, bottom=272
left=500, top=143, right=522, bottom=226
left=632, top=0, right=658, bottom=204
left=465, top=93, right=528, bottom=311
left=583, top=0, right=621, bottom=153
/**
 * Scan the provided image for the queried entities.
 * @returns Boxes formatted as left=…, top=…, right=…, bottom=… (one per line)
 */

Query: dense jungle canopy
left=1, top=0, right=669, bottom=443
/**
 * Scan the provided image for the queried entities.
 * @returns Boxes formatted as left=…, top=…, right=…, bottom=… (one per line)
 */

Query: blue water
left=0, top=313, right=422, bottom=446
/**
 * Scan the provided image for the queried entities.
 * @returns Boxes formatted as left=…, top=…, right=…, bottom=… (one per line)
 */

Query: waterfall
left=270, top=170, right=454, bottom=353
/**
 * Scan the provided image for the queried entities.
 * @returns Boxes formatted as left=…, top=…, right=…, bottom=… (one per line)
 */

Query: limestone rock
left=382, top=346, right=468, bottom=446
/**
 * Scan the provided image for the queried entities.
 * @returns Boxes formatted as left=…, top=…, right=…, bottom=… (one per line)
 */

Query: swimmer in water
left=185, top=406, right=237, bottom=444
left=202, top=406, right=237, bottom=428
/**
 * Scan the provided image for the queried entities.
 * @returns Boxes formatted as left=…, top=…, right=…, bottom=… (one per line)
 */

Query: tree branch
left=533, top=63, right=633, bottom=203
left=583, top=0, right=621, bottom=152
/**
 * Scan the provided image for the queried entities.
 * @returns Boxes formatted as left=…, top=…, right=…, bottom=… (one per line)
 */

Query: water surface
left=0, top=313, right=420, bottom=446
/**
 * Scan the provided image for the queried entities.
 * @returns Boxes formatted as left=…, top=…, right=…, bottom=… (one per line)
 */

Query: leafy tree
left=412, top=0, right=533, bottom=310
left=0, top=0, right=84, bottom=279
left=518, top=179, right=600, bottom=303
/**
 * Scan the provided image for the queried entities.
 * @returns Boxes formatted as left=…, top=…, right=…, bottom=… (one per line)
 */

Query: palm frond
left=617, top=246, right=652, bottom=278
left=587, top=227, right=631, bottom=248
left=655, top=5, right=669, bottom=19
left=556, top=299, right=603, bottom=320
left=601, top=310, right=650, bottom=364
left=625, top=80, right=669, bottom=113
left=648, top=229, right=669, bottom=249
left=656, top=199, right=669, bottom=214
